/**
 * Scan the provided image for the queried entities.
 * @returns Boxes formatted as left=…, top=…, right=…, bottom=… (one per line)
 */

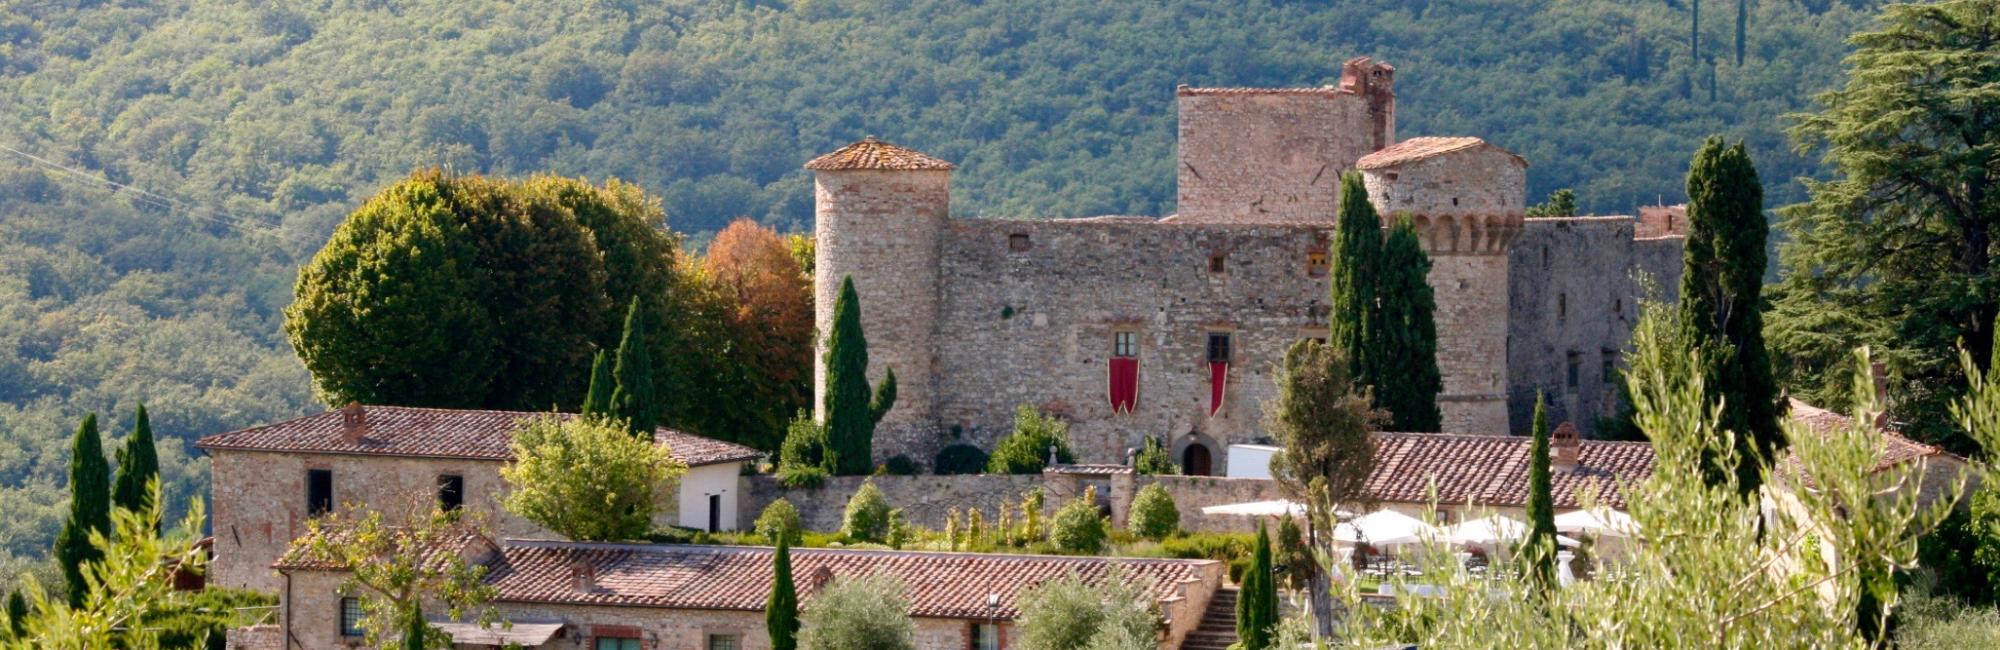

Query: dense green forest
left=0, top=0, right=1884, bottom=569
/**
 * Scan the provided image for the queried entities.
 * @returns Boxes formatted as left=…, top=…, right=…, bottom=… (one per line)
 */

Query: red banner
left=1108, top=357, right=1139, bottom=414
left=1209, top=361, right=1228, bottom=416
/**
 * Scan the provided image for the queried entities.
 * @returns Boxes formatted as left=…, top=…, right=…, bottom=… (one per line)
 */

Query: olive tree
left=501, top=416, right=685, bottom=541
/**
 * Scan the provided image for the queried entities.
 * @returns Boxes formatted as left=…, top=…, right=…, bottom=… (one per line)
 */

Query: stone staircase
left=1181, top=586, right=1240, bottom=650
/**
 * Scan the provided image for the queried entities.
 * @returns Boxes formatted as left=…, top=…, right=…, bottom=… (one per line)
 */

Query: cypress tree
left=1328, top=172, right=1384, bottom=389
left=1236, top=521, right=1277, bottom=649
left=55, top=413, right=111, bottom=607
left=610, top=299, right=657, bottom=439
left=1735, top=0, right=1747, bottom=66
left=824, top=277, right=894, bottom=476
left=581, top=350, right=613, bottom=417
left=403, top=609, right=429, bottom=650
left=767, top=539, right=800, bottom=650
left=1525, top=392, right=1558, bottom=594
left=3, top=589, right=23, bottom=639
left=111, top=403, right=159, bottom=525
left=1680, top=137, right=1782, bottom=495
left=1373, top=216, right=1443, bottom=431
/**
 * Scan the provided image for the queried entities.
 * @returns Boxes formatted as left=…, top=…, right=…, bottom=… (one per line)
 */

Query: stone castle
left=806, top=57, right=1687, bottom=474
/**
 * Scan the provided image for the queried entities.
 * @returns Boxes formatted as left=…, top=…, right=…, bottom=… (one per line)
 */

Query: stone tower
left=1357, top=137, right=1528, bottom=433
left=1174, top=56, right=1396, bottom=224
left=805, top=137, right=953, bottom=461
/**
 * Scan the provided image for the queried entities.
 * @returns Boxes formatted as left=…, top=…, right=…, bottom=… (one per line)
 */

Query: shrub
left=798, top=573, right=915, bottom=650
left=502, top=415, right=685, bottom=541
left=1014, top=568, right=1158, bottom=650
left=141, top=588, right=277, bottom=650
left=881, top=455, right=920, bottom=476
left=841, top=480, right=893, bottom=543
left=778, top=414, right=834, bottom=488
left=756, top=499, right=804, bottom=546
left=776, top=464, right=829, bottom=489
left=1050, top=488, right=1108, bottom=554
left=987, top=405, right=1076, bottom=474
left=933, top=444, right=990, bottom=475
left=1156, top=533, right=1256, bottom=563
left=1127, top=484, right=1179, bottom=541
left=1133, top=436, right=1179, bottom=475
left=886, top=509, right=914, bottom=549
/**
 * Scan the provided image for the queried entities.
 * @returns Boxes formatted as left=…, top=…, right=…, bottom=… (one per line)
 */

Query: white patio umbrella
left=1332, top=509, right=1438, bottom=546
left=1441, top=514, right=1581, bottom=549
left=1199, top=499, right=1306, bottom=518
left=1553, top=507, right=1640, bottom=537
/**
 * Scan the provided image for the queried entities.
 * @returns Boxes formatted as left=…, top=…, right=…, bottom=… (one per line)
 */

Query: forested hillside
left=0, top=0, right=1883, bottom=570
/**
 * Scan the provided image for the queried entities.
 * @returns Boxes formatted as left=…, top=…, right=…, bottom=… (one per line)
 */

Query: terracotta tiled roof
left=1783, top=398, right=1952, bottom=473
left=1175, top=85, right=1343, bottom=97
left=287, top=539, right=1216, bottom=621
left=194, top=405, right=762, bottom=467
left=1355, top=136, right=1527, bottom=170
left=804, top=137, right=955, bottom=171
left=1366, top=432, right=1652, bottom=510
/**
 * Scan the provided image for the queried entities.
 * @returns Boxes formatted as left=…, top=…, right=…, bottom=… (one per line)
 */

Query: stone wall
left=1506, top=217, right=1684, bottom=435
left=1174, top=90, right=1371, bottom=224
left=224, top=625, right=281, bottom=650
left=740, top=474, right=1047, bottom=531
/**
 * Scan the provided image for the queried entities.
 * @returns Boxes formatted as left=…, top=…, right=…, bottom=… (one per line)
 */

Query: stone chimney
left=807, top=566, right=835, bottom=593
left=340, top=402, right=367, bottom=444
left=569, top=559, right=595, bottom=592
left=1551, top=421, right=1581, bottom=472
left=1339, top=56, right=1396, bottom=152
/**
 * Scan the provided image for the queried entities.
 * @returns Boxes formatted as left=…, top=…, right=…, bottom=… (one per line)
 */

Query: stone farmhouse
left=194, top=404, right=763, bottom=595
left=805, top=57, right=1687, bottom=476
left=272, top=538, right=1222, bottom=650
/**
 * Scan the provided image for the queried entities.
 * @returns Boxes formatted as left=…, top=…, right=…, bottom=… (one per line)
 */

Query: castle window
left=1541, top=246, right=1550, bottom=270
left=437, top=474, right=464, bottom=512
left=307, top=469, right=333, bottom=517
left=1451, top=197, right=1460, bottom=206
left=1209, top=254, right=1227, bottom=274
left=1567, top=352, right=1582, bottom=390
left=1557, top=293, right=1567, bottom=321
left=1113, top=331, right=1137, bottom=358
left=1602, top=349, right=1620, bottom=383
left=1207, top=332, right=1232, bottom=363
left=1306, top=249, right=1329, bottom=277
left=1008, top=233, right=1032, bottom=252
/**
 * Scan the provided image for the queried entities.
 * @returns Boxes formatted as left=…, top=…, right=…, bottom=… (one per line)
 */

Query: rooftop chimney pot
left=340, top=402, right=367, bottom=444
left=1551, top=421, right=1581, bottom=471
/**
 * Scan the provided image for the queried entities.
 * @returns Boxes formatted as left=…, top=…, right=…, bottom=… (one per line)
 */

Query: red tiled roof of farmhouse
left=194, top=405, right=762, bottom=467
left=803, top=137, right=955, bottom=171
left=1355, top=136, right=1528, bottom=170
left=279, top=539, right=1215, bottom=621
left=1367, top=432, right=1653, bottom=509
left=1783, top=398, right=1952, bottom=473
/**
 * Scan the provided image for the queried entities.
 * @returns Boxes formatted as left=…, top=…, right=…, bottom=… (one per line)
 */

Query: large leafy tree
left=1373, top=216, right=1443, bottom=432
left=283, top=499, right=497, bottom=650
left=1328, top=172, right=1383, bottom=387
left=1682, top=137, right=1782, bottom=493
left=702, top=219, right=814, bottom=451
left=501, top=416, right=685, bottom=541
left=1264, top=340, right=1381, bottom=636
left=767, top=540, right=799, bottom=650
left=1771, top=0, right=2000, bottom=453
left=1524, top=393, right=1558, bottom=594
left=822, top=277, right=896, bottom=476
left=54, top=413, right=110, bottom=607
left=110, top=404, right=158, bottom=527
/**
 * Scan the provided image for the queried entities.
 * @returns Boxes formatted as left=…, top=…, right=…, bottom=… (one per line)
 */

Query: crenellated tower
left=805, top=137, right=952, bottom=462
left=1357, top=137, right=1528, bottom=433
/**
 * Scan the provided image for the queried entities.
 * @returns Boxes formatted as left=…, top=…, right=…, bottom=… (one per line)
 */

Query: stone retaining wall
left=740, top=474, right=1046, bottom=532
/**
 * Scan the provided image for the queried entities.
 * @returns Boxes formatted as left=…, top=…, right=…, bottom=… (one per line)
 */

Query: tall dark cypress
left=581, top=349, right=613, bottom=417
left=824, top=277, right=893, bottom=476
left=1680, top=137, right=1782, bottom=495
left=54, top=413, right=111, bottom=607
left=402, top=609, right=429, bottom=650
left=1525, top=393, right=1557, bottom=593
left=1374, top=216, right=1443, bottom=432
left=1236, top=521, right=1277, bottom=650
left=4, top=589, right=26, bottom=639
left=766, top=539, right=800, bottom=650
left=1735, top=0, right=1747, bottom=66
left=1328, top=172, right=1384, bottom=389
left=111, top=404, right=160, bottom=524
left=610, top=299, right=657, bottom=439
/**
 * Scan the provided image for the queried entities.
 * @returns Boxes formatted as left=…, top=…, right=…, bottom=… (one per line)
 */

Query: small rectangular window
left=972, top=623, right=1002, bottom=650
left=307, top=469, right=333, bottom=517
left=708, top=634, right=742, bottom=650
left=1112, top=331, right=1137, bottom=358
left=1602, top=350, right=1620, bottom=383
left=437, top=475, right=464, bottom=512
left=1567, top=351, right=1581, bottom=390
left=339, top=597, right=363, bottom=637
left=1008, top=233, right=1031, bottom=252
left=1306, top=250, right=1328, bottom=277
left=1208, top=254, right=1227, bottom=274
left=1557, top=293, right=1567, bottom=321
left=1207, top=333, right=1232, bottom=363
left=596, top=638, right=642, bottom=650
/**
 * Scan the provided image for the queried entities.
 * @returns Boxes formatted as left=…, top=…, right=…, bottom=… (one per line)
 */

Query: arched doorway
left=1181, top=443, right=1213, bottom=476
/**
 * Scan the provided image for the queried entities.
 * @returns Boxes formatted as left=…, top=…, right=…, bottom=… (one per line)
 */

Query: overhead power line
left=0, top=141, right=322, bottom=248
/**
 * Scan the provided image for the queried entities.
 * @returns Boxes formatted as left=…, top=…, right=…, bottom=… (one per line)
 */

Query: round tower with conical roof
left=805, top=137, right=953, bottom=462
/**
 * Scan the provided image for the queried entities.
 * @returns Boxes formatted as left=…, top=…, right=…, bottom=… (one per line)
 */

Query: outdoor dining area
left=1200, top=500, right=1641, bottom=592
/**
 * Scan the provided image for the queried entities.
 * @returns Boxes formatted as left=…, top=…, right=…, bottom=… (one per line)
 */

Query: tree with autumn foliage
left=703, top=219, right=814, bottom=451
